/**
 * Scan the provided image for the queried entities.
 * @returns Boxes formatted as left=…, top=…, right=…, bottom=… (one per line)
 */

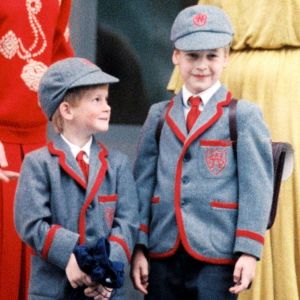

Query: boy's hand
left=130, top=246, right=149, bottom=294
left=229, top=253, right=257, bottom=294
left=0, top=141, right=19, bottom=182
left=65, top=253, right=93, bottom=288
left=84, top=284, right=113, bottom=299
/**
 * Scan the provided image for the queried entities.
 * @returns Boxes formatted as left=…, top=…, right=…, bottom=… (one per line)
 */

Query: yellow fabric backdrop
left=168, top=1, right=300, bottom=299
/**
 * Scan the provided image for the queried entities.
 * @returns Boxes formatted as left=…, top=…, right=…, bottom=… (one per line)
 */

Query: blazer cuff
left=137, top=224, right=149, bottom=247
left=46, top=227, right=79, bottom=270
left=234, top=229, right=265, bottom=259
left=109, top=235, right=131, bottom=263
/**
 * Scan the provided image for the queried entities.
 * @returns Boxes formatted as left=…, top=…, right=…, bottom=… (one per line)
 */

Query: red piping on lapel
left=236, top=229, right=265, bottom=245
left=48, top=142, right=87, bottom=190
left=41, top=225, right=62, bottom=259
left=78, top=143, right=108, bottom=244
left=149, top=235, right=181, bottom=259
left=165, top=99, right=186, bottom=144
left=109, top=235, right=131, bottom=262
left=173, top=92, right=236, bottom=264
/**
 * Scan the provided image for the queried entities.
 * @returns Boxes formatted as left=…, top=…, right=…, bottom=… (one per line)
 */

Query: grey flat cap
left=38, top=57, right=119, bottom=120
left=170, top=4, right=234, bottom=51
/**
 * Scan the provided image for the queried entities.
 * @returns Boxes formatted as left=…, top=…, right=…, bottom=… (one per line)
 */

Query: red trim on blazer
left=48, top=142, right=87, bottom=190
left=41, top=225, right=62, bottom=259
left=149, top=235, right=181, bottom=259
left=98, top=194, right=118, bottom=202
left=139, top=224, right=149, bottom=233
left=151, top=196, right=160, bottom=204
left=173, top=92, right=236, bottom=264
left=236, top=229, right=265, bottom=245
left=78, top=143, right=108, bottom=244
left=109, top=235, right=131, bottom=262
left=200, top=140, right=233, bottom=147
left=165, top=99, right=186, bottom=144
left=210, top=201, right=238, bottom=209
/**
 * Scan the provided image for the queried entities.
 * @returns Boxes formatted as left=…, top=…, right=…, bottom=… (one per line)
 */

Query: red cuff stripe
left=41, top=225, right=62, bottom=259
left=139, top=224, right=149, bottom=233
left=108, top=235, right=131, bottom=262
left=236, top=229, right=264, bottom=244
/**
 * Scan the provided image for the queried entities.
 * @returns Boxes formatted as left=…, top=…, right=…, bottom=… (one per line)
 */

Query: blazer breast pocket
left=198, top=140, right=236, bottom=179
left=98, top=194, right=118, bottom=230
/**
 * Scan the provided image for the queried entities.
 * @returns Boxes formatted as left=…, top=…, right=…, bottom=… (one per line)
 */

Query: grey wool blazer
left=134, top=85, right=273, bottom=264
left=14, top=134, right=139, bottom=299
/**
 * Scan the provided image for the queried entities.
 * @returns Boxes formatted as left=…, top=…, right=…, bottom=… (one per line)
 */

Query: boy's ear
left=223, top=47, right=230, bottom=67
left=59, top=101, right=73, bottom=120
left=172, top=49, right=180, bottom=65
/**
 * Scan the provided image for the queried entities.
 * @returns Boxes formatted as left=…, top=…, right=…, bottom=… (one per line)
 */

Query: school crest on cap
left=193, top=13, right=207, bottom=26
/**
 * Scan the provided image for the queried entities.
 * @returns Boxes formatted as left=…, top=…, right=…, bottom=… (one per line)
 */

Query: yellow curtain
left=168, top=1, right=300, bottom=299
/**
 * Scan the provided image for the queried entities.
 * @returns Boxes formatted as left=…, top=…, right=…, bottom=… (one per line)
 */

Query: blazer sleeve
left=133, top=103, right=166, bottom=247
left=233, top=101, right=274, bottom=259
left=14, top=154, right=79, bottom=270
left=108, top=154, right=139, bottom=263
left=51, top=0, right=74, bottom=62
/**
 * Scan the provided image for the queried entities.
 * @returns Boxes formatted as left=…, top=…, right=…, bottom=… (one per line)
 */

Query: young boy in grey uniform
left=14, top=58, right=139, bottom=300
left=131, top=4, right=273, bottom=300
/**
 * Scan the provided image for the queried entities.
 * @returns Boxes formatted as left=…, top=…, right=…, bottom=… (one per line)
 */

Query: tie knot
left=76, top=150, right=86, bottom=162
left=188, top=96, right=202, bottom=107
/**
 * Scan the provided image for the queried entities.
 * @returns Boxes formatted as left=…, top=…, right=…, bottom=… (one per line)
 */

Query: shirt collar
left=182, top=81, right=221, bottom=108
left=60, top=134, right=92, bottom=160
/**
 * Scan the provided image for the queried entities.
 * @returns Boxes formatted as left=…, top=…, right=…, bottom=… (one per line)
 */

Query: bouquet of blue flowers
left=73, top=237, right=124, bottom=289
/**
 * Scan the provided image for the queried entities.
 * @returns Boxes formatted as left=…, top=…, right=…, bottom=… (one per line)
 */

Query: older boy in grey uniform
left=131, top=4, right=273, bottom=300
left=14, top=58, right=139, bottom=300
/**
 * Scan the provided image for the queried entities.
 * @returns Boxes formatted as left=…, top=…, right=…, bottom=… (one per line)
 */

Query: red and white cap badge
left=193, top=13, right=208, bottom=26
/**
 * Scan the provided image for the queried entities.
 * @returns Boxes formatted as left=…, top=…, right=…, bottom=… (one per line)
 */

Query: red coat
left=0, top=0, right=74, bottom=144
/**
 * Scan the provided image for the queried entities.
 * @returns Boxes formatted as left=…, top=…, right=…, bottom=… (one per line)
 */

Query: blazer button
left=183, top=153, right=191, bottom=162
left=182, top=176, right=190, bottom=184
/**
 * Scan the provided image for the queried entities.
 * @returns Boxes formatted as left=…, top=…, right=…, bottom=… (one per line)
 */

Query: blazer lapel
left=48, top=135, right=87, bottom=189
left=166, top=92, right=187, bottom=143
left=86, top=139, right=108, bottom=193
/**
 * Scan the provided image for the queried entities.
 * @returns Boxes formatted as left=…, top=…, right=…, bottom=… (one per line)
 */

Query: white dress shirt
left=60, top=134, right=92, bottom=163
left=182, top=81, right=221, bottom=119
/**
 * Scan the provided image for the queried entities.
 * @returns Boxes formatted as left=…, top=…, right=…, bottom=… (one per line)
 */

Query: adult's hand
left=0, top=142, right=19, bottom=182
